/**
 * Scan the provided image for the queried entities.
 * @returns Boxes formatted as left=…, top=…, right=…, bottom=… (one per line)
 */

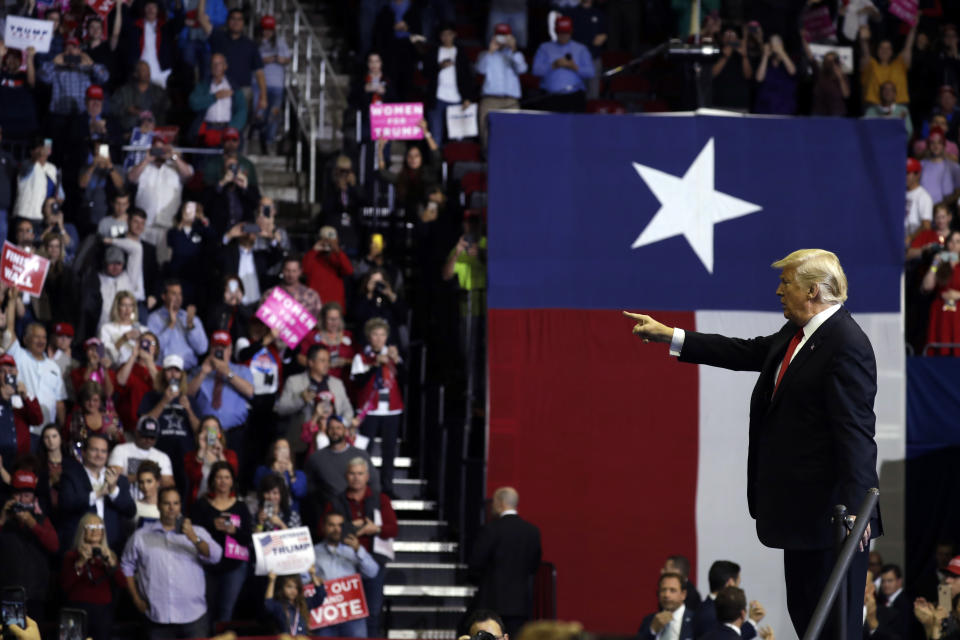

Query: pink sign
left=255, top=287, right=317, bottom=349
left=224, top=515, right=249, bottom=561
left=802, top=5, right=836, bottom=41
left=889, top=0, right=918, bottom=25
left=370, top=102, right=424, bottom=140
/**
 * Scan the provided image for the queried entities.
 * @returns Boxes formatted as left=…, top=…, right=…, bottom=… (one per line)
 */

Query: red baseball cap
left=66, top=35, right=81, bottom=47
left=212, top=330, right=232, bottom=346
left=907, top=157, right=922, bottom=174
left=86, top=85, right=104, bottom=101
left=54, top=322, right=75, bottom=337
left=0, top=354, right=15, bottom=367
left=224, top=127, right=240, bottom=141
left=260, top=15, right=276, bottom=30
left=947, top=556, right=960, bottom=576
left=555, top=16, right=573, bottom=33
left=929, top=126, right=946, bottom=142
left=83, top=337, right=102, bottom=349
left=12, top=470, right=38, bottom=490
left=494, top=23, right=511, bottom=35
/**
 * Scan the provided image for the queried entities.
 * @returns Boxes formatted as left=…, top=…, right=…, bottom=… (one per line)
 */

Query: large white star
left=631, top=138, right=762, bottom=274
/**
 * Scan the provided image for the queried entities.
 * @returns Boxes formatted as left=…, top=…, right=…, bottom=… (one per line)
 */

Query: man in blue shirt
left=148, top=280, right=209, bottom=371
left=475, top=23, right=528, bottom=148
left=186, top=330, right=254, bottom=481
left=531, top=16, right=595, bottom=112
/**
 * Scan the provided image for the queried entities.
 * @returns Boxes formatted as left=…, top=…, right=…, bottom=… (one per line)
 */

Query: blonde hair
left=109, top=290, right=137, bottom=323
left=72, top=512, right=108, bottom=551
left=771, top=249, right=848, bottom=304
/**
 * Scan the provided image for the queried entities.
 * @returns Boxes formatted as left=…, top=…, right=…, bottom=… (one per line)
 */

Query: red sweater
left=11, top=395, right=43, bottom=458
left=115, top=364, right=156, bottom=434
left=325, top=486, right=398, bottom=555
left=302, top=249, right=353, bottom=310
left=60, top=551, right=126, bottom=605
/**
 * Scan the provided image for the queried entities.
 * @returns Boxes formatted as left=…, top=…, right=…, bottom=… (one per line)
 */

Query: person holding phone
left=65, top=381, right=123, bottom=455
left=922, top=230, right=960, bottom=355
left=530, top=16, right=594, bottom=113
left=100, top=291, right=148, bottom=366
left=107, top=416, right=174, bottom=487
left=254, top=472, right=300, bottom=531
left=114, top=332, right=160, bottom=434
left=252, top=439, right=307, bottom=512
left=190, top=461, right=252, bottom=632
left=183, top=416, right=238, bottom=504
left=60, top=513, right=125, bottom=640
left=0, top=470, right=59, bottom=619
left=165, top=203, right=216, bottom=309
left=121, top=486, right=222, bottom=638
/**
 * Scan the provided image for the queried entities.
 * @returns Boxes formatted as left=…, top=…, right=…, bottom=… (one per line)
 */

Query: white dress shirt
left=205, top=78, right=233, bottom=123
left=657, top=605, right=685, bottom=640
left=237, top=246, right=260, bottom=305
left=84, top=465, right=121, bottom=519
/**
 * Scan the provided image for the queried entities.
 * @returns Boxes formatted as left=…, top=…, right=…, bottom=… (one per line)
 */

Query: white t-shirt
left=140, top=20, right=172, bottom=87
left=205, top=77, right=233, bottom=123
left=135, top=163, right=185, bottom=230
left=108, top=442, right=174, bottom=478
left=905, top=185, right=933, bottom=235
left=436, top=46, right=461, bottom=103
left=6, top=338, right=66, bottom=431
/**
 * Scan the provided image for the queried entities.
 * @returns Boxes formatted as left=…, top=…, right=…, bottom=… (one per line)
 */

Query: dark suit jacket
left=140, top=239, right=161, bottom=302
left=638, top=606, right=696, bottom=640
left=423, top=43, right=477, bottom=109
left=680, top=307, right=881, bottom=550
left=216, top=242, right=284, bottom=298
left=873, top=590, right=911, bottom=640
left=700, top=625, right=743, bottom=640
left=59, top=459, right=137, bottom=552
left=468, top=513, right=542, bottom=617
left=694, top=597, right=757, bottom=640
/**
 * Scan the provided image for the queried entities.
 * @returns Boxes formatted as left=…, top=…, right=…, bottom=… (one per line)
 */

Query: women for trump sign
left=370, top=102, right=425, bottom=140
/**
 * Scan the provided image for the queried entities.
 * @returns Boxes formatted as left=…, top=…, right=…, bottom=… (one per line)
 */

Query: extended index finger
left=622, top=311, right=647, bottom=320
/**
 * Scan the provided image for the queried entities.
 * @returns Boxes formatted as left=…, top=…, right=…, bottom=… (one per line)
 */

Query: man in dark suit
left=662, top=555, right=703, bottom=613
left=695, top=561, right=767, bottom=639
left=701, top=587, right=772, bottom=640
left=639, top=572, right=696, bottom=640
left=216, top=223, right=284, bottom=307
left=874, top=565, right=910, bottom=640
left=626, top=249, right=881, bottom=640
left=468, top=487, right=542, bottom=637
left=59, top=433, right=136, bottom=552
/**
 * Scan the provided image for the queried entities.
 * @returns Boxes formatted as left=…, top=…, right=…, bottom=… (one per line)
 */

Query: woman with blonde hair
left=60, top=513, right=125, bottom=640
left=99, top=290, right=148, bottom=365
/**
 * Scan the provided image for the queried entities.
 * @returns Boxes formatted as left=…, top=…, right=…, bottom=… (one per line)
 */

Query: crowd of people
left=3, top=0, right=960, bottom=637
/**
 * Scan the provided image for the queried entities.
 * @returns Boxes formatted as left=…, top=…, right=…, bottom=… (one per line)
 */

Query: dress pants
left=783, top=545, right=869, bottom=640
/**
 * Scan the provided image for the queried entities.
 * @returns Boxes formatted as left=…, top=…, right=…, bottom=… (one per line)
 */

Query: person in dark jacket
left=468, top=487, right=541, bottom=637
left=125, top=0, right=185, bottom=87
left=0, top=470, right=60, bottom=619
left=372, top=0, right=426, bottom=101
left=423, top=23, right=475, bottom=144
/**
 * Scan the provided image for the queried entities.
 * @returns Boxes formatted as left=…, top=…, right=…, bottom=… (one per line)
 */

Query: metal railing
left=803, top=488, right=881, bottom=640
left=922, top=342, right=960, bottom=356
left=251, top=0, right=346, bottom=202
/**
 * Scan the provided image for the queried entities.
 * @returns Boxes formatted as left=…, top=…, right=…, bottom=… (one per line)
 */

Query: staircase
left=370, top=437, right=476, bottom=640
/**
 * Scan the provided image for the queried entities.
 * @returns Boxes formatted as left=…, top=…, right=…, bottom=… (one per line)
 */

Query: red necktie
left=773, top=329, right=805, bottom=395
left=212, top=376, right=224, bottom=409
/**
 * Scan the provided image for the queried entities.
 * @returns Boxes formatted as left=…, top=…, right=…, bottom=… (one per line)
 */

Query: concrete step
left=261, top=185, right=300, bottom=203
left=259, top=170, right=299, bottom=187
left=391, top=500, right=438, bottom=512
left=388, top=631, right=457, bottom=640
left=393, top=478, right=427, bottom=500
left=385, top=562, right=467, bottom=586
left=371, top=455, right=412, bottom=469
left=386, top=607, right=466, bottom=633
left=384, top=585, right=477, bottom=598
left=394, top=541, right=460, bottom=564
left=397, top=519, right=448, bottom=541
left=247, top=153, right=289, bottom=170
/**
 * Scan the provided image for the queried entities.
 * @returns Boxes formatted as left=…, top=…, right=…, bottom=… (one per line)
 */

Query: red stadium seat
left=520, top=73, right=540, bottom=91
left=456, top=22, right=478, bottom=39
left=642, top=99, right=670, bottom=113
left=444, top=141, right=482, bottom=165
left=586, top=99, right=627, bottom=114
left=601, top=50, right=632, bottom=70
left=464, top=45, right=484, bottom=64
left=609, top=74, right=650, bottom=94
left=460, top=171, right=488, bottom=197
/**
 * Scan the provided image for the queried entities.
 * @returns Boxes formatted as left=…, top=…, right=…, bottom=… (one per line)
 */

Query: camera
left=91, top=547, right=102, bottom=558
left=140, top=338, right=151, bottom=351
left=472, top=632, right=498, bottom=640
left=169, top=380, right=180, bottom=395
left=63, top=54, right=81, bottom=67
left=374, top=281, right=387, bottom=294
left=150, top=146, right=165, bottom=158
left=4, top=374, right=15, bottom=387
left=50, top=201, right=60, bottom=214
left=214, top=348, right=224, bottom=360
left=229, top=163, right=239, bottom=174
left=8, top=502, right=30, bottom=515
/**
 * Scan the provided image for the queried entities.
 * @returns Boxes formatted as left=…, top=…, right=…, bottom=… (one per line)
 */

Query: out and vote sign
left=306, top=574, right=370, bottom=629
left=255, top=287, right=317, bottom=349
left=0, top=242, right=50, bottom=297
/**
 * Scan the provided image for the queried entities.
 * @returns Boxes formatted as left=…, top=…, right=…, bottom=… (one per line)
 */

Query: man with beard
left=304, top=416, right=378, bottom=515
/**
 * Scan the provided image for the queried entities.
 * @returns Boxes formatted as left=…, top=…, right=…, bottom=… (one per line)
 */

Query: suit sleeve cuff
left=669, top=328, right=685, bottom=357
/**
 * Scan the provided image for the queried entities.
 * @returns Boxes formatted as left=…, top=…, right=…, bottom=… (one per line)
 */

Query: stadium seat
left=444, top=141, right=483, bottom=165
left=586, top=99, right=627, bottom=114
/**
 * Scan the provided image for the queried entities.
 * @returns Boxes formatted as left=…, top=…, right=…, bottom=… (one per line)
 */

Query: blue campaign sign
left=487, top=112, right=905, bottom=313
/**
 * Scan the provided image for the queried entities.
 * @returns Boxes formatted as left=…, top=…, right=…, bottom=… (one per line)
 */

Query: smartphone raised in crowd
left=1, top=586, right=27, bottom=633
left=58, top=608, right=87, bottom=640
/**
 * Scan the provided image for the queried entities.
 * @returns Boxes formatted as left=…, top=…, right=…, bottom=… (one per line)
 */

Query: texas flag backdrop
left=486, top=112, right=906, bottom=636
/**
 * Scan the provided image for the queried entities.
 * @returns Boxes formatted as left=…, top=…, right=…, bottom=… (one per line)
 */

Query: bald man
left=468, top=487, right=542, bottom=637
